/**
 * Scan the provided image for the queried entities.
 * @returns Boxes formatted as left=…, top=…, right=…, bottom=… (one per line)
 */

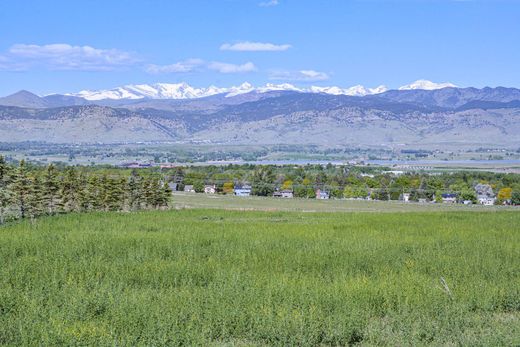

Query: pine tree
left=158, top=181, right=172, bottom=208
left=102, top=175, right=125, bottom=211
left=42, top=164, right=60, bottom=215
left=86, top=174, right=103, bottom=211
left=59, top=167, right=80, bottom=212
left=142, top=175, right=158, bottom=209
left=126, top=169, right=143, bottom=211
left=12, top=160, right=32, bottom=219
left=77, top=172, right=89, bottom=212
left=0, top=155, right=12, bottom=224
left=26, top=173, right=45, bottom=220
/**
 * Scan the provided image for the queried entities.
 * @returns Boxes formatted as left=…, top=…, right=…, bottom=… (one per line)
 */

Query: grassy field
left=171, top=191, right=519, bottom=213
left=1, top=210, right=519, bottom=346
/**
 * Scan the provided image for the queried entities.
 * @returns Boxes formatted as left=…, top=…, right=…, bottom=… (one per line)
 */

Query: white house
left=400, top=193, right=410, bottom=202
left=204, top=185, right=216, bottom=194
left=478, top=196, right=495, bottom=206
left=183, top=185, right=195, bottom=193
left=273, top=189, right=294, bottom=198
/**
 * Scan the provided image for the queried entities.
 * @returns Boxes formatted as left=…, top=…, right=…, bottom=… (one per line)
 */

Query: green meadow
left=1, top=209, right=519, bottom=346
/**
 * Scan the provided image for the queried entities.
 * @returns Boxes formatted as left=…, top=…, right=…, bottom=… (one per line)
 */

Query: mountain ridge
left=1, top=88, right=519, bottom=148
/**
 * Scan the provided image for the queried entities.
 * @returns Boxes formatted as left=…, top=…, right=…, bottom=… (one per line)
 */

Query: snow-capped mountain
left=309, top=85, right=388, bottom=96
left=399, top=79, right=457, bottom=91
left=68, top=80, right=454, bottom=101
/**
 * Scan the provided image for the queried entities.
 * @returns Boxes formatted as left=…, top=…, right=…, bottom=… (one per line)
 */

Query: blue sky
left=0, top=0, right=519, bottom=96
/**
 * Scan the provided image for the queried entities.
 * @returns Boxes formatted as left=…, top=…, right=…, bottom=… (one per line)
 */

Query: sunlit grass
left=1, top=210, right=519, bottom=345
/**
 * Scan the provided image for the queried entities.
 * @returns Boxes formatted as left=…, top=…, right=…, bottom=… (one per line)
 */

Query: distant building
left=234, top=185, right=252, bottom=197
left=441, top=193, right=457, bottom=203
left=120, top=162, right=152, bottom=169
left=204, top=185, right=216, bottom=194
left=400, top=193, right=410, bottom=202
left=168, top=182, right=178, bottom=192
left=478, top=196, right=495, bottom=206
left=281, top=190, right=294, bottom=198
left=273, top=189, right=293, bottom=198
left=184, top=185, right=195, bottom=193
left=315, top=189, right=329, bottom=200
left=475, top=183, right=496, bottom=205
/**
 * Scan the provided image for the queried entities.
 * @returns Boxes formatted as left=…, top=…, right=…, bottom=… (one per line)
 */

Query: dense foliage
left=166, top=163, right=520, bottom=203
left=0, top=156, right=171, bottom=224
left=0, top=210, right=518, bottom=345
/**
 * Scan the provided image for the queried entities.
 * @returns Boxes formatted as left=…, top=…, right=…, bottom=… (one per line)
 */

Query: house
left=234, top=185, right=252, bottom=197
left=273, top=189, right=293, bottom=198
left=441, top=193, right=457, bottom=203
left=281, top=190, right=294, bottom=198
left=475, top=183, right=496, bottom=205
left=478, top=196, right=495, bottom=206
left=168, top=182, right=178, bottom=192
left=204, top=185, right=216, bottom=194
left=400, top=193, right=410, bottom=202
left=184, top=185, right=195, bottom=193
left=315, top=189, right=329, bottom=200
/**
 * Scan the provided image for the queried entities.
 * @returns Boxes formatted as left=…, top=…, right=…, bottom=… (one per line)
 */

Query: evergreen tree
left=86, top=174, right=103, bottom=211
left=126, top=169, right=143, bottom=211
left=102, top=175, right=125, bottom=211
left=27, top=173, right=45, bottom=220
left=42, top=164, right=60, bottom=215
left=157, top=181, right=172, bottom=208
left=77, top=172, right=89, bottom=212
left=12, top=160, right=32, bottom=219
left=59, top=167, right=80, bottom=212
left=0, top=155, right=12, bottom=224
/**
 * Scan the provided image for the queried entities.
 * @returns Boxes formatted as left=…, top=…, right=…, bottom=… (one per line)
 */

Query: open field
left=1, top=209, right=519, bottom=346
left=171, top=191, right=520, bottom=212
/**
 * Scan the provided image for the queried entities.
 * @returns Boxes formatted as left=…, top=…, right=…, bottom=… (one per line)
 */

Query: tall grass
left=1, top=210, right=519, bottom=346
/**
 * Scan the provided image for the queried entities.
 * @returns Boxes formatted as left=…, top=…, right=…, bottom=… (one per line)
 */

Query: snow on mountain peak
left=398, top=79, right=456, bottom=91
left=69, top=80, right=455, bottom=101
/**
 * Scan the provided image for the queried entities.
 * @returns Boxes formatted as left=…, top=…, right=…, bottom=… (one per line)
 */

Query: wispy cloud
left=0, top=43, right=138, bottom=71
left=259, top=0, right=279, bottom=7
left=146, top=59, right=257, bottom=74
left=269, top=69, right=330, bottom=82
left=208, top=61, right=257, bottom=73
left=145, top=58, right=204, bottom=74
left=220, top=41, right=291, bottom=52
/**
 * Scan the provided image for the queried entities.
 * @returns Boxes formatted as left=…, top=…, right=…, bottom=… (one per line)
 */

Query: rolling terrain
left=1, top=84, right=519, bottom=148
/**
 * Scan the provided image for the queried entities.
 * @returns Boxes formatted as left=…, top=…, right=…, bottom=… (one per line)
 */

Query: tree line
left=0, top=156, right=171, bottom=224
left=169, top=164, right=520, bottom=204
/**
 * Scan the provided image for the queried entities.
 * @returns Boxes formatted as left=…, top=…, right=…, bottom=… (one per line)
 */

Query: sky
left=0, top=0, right=519, bottom=96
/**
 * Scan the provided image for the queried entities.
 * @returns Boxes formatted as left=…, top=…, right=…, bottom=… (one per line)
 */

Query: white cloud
left=1, top=43, right=138, bottom=71
left=220, top=41, right=291, bottom=52
left=145, top=59, right=257, bottom=75
left=259, top=0, right=279, bottom=7
left=145, top=58, right=204, bottom=74
left=269, top=69, right=330, bottom=82
left=208, top=61, right=257, bottom=73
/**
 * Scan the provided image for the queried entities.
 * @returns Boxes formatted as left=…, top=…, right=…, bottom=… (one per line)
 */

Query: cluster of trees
left=166, top=164, right=520, bottom=204
left=0, top=156, right=171, bottom=224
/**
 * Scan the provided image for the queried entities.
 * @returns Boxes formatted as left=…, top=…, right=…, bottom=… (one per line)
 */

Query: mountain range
left=0, top=80, right=519, bottom=149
